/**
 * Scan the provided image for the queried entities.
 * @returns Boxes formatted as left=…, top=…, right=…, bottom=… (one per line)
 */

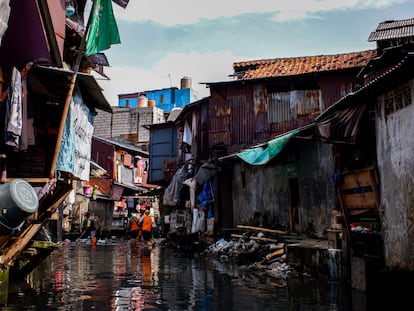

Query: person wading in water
left=79, top=212, right=98, bottom=245
left=138, top=208, right=155, bottom=248
left=128, top=212, right=142, bottom=247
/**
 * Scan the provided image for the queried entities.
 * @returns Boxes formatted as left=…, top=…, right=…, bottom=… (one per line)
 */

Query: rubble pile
left=203, top=225, right=295, bottom=281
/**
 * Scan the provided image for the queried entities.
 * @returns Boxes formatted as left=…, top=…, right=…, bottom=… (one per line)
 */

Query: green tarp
left=237, top=130, right=298, bottom=165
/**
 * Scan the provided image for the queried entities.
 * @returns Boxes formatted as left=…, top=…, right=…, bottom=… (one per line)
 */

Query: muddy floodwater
left=0, top=239, right=409, bottom=310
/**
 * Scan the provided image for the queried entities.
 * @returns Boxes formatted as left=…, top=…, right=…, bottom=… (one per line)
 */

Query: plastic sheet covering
left=237, top=130, right=298, bottom=165
left=163, top=166, right=188, bottom=206
left=316, top=103, right=366, bottom=144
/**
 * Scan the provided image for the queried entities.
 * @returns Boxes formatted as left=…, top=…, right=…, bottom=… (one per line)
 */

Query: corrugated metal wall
left=208, top=74, right=357, bottom=153
left=148, top=125, right=177, bottom=184
left=209, top=94, right=232, bottom=147
left=267, top=92, right=295, bottom=133
left=230, top=94, right=253, bottom=145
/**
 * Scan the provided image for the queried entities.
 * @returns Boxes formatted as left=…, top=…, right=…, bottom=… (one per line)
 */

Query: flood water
left=0, top=239, right=408, bottom=310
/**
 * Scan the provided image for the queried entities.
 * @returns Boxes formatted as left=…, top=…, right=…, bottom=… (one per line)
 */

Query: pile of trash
left=203, top=227, right=294, bottom=281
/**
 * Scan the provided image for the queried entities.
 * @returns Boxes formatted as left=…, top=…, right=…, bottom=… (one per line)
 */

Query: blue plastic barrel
left=0, top=179, right=39, bottom=234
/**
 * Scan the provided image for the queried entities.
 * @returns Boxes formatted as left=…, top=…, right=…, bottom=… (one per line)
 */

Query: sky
left=93, top=0, right=414, bottom=105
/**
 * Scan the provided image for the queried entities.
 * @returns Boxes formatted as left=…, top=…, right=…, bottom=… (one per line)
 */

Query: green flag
left=86, top=0, right=121, bottom=56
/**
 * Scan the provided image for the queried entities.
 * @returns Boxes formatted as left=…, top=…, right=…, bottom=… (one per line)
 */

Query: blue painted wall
left=119, top=88, right=191, bottom=112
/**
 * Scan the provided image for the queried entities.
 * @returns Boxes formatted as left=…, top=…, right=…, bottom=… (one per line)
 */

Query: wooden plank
left=0, top=236, right=9, bottom=249
left=231, top=234, right=278, bottom=243
left=369, top=169, right=380, bottom=209
left=341, top=170, right=373, bottom=189
left=0, top=223, right=43, bottom=265
left=342, top=193, right=377, bottom=209
left=46, top=191, right=69, bottom=213
left=237, top=225, right=288, bottom=235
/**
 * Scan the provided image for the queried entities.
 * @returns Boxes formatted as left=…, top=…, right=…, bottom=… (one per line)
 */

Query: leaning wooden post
left=49, top=0, right=96, bottom=179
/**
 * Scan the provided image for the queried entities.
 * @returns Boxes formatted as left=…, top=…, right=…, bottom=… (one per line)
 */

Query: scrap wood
left=237, top=225, right=288, bottom=235
left=260, top=248, right=285, bottom=265
left=231, top=234, right=278, bottom=244
left=264, top=248, right=285, bottom=261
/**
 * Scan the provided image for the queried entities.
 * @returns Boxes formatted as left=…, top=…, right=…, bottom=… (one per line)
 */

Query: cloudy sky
left=94, top=0, right=414, bottom=105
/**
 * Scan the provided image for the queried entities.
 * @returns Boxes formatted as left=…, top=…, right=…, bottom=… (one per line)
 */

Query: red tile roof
left=233, top=50, right=377, bottom=80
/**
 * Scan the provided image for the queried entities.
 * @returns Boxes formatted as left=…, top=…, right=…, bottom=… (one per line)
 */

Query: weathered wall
left=232, top=161, right=290, bottom=229
left=231, top=140, right=335, bottom=237
left=297, top=140, right=336, bottom=237
left=376, top=79, right=414, bottom=270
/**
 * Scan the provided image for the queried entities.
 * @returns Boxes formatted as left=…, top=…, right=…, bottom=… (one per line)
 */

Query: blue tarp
left=236, top=130, right=298, bottom=165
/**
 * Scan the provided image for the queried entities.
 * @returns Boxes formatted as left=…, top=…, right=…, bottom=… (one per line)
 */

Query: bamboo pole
left=49, top=0, right=96, bottom=178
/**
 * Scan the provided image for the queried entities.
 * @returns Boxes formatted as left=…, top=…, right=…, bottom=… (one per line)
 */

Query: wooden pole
left=49, top=0, right=96, bottom=178
left=231, top=234, right=279, bottom=244
left=236, top=225, right=288, bottom=235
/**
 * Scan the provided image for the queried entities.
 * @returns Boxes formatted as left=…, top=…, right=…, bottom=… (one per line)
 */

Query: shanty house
left=204, top=50, right=376, bottom=238
left=312, top=17, right=414, bottom=287
left=0, top=0, right=113, bottom=284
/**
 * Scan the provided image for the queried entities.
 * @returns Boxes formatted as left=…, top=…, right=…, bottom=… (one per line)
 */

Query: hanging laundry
left=183, top=177, right=196, bottom=208
left=5, top=67, right=22, bottom=149
left=197, top=180, right=215, bottom=218
left=123, top=153, right=132, bottom=167
left=183, top=120, right=192, bottom=145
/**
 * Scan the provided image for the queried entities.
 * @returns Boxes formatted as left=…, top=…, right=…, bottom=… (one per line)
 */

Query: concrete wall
left=376, top=79, right=414, bottom=270
left=93, top=107, right=166, bottom=143
left=231, top=140, right=336, bottom=237
left=232, top=161, right=290, bottom=229
left=92, top=109, right=112, bottom=139
left=297, top=140, right=336, bottom=237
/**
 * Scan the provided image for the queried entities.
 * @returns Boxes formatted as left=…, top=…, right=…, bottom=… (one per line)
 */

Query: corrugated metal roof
left=93, top=136, right=149, bottom=156
left=368, top=17, right=414, bottom=42
left=233, top=50, right=376, bottom=80
left=315, top=52, right=414, bottom=122
left=31, top=65, right=113, bottom=113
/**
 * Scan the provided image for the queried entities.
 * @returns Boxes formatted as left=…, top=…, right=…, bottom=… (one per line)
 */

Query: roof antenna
left=162, top=73, right=172, bottom=87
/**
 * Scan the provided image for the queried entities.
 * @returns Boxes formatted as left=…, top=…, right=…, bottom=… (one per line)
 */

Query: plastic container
left=0, top=179, right=39, bottom=233
left=138, top=95, right=148, bottom=107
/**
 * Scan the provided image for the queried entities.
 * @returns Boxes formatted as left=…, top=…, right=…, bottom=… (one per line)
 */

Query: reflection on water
left=1, top=239, right=373, bottom=310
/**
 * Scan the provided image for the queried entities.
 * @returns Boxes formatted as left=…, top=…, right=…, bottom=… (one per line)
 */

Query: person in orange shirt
left=128, top=212, right=142, bottom=247
left=138, top=208, right=155, bottom=248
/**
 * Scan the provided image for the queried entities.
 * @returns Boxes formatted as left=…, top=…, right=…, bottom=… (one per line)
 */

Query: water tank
left=138, top=95, right=148, bottom=108
left=0, top=179, right=39, bottom=235
left=148, top=99, right=156, bottom=107
left=180, top=76, right=192, bottom=89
